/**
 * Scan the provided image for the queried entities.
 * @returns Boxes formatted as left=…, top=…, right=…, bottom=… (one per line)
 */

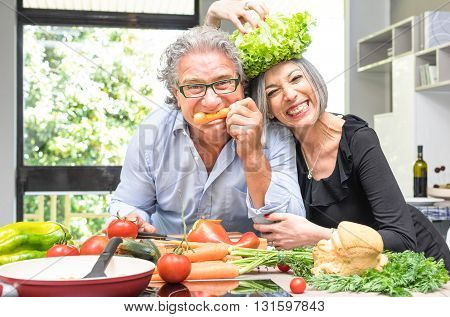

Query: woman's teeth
left=287, top=101, right=308, bottom=116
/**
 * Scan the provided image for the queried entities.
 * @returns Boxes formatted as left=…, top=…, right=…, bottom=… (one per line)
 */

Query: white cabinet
left=358, top=14, right=450, bottom=197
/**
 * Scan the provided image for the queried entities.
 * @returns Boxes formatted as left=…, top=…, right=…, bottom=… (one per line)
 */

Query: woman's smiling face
left=264, top=61, right=319, bottom=129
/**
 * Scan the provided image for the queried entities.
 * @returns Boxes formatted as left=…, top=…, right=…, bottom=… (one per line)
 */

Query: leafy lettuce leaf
left=230, top=12, right=313, bottom=78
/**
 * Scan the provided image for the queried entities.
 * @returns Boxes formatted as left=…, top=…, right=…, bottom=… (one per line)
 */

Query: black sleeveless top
left=296, top=114, right=450, bottom=271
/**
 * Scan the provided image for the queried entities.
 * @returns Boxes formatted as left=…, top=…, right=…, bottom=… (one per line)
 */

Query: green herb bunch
left=230, top=12, right=313, bottom=78
left=309, top=251, right=449, bottom=297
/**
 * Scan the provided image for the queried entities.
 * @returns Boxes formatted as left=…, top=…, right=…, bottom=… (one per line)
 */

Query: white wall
left=391, top=0, right=450, bottom=24
left=345, top=0, right=391, bottom=127
left=0, top=0, right=17, bottom=226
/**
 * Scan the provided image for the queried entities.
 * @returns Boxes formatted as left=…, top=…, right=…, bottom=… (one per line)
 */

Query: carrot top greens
left=229, top=247, right=449, bottom=296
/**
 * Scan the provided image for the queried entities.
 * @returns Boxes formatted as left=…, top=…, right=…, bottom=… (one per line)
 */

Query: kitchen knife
left=136, top=232, right=184, bottom=241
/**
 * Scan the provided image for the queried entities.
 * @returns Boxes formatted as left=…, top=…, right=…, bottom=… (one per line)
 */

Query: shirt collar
left=172, top=110, right=188, bottom=135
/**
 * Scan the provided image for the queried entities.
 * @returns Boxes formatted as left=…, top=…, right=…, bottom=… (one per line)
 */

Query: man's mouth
left=193, top=108, right=230, bottom=125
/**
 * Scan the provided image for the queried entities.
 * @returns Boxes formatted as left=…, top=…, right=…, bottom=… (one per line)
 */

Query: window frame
left=16, top=0, right=199, bottom=221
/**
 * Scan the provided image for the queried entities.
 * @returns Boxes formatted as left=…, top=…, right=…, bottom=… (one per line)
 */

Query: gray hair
left=158, top=26, right=247, bottom=107
left=251, top=58, right=328, bottom=122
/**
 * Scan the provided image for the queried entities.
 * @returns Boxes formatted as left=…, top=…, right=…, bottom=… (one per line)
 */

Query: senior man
left=108, top=26, right=305, bottom=234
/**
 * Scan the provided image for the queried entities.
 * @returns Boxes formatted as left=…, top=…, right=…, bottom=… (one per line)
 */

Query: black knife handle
left=85, top=237, right=123, bottom=278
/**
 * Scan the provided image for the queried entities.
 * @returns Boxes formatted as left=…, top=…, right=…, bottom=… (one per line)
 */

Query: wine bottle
left=413, top=145, right=427, bottom=197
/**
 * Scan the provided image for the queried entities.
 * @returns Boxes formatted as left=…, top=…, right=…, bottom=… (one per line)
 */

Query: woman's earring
left=268, top=114, right=274, bottom=119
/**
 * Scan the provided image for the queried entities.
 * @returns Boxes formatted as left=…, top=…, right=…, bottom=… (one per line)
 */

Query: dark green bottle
left=413, top=145, right=427, bottom=197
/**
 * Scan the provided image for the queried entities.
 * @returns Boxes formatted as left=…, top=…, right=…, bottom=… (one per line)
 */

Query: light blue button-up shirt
left=109, top=107, right=305, bottom=234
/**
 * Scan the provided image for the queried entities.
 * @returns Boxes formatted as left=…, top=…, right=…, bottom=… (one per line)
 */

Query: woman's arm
left=204, top=0, right=268, bottom=33
left=351, top=128, right=417, bottom=251
left=254, top=213, right=332, bottom=249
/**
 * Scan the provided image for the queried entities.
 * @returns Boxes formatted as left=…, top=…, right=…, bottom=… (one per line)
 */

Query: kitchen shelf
left=416, top=80, right=450, bottom=92
left=357, top=57, right=392, bottom=72
left=415, top=42, right=450, bottom=91
left=357, top=17, right=417, bottom=72
left=357, top=27, right=392, bottom=72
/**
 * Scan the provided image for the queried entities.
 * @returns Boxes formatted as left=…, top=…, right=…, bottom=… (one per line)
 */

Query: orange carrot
left=153, top=260, right=225, bottom=275
left=151, top=261, right=240, bottom=282
left=193, top=108, right=229, bottom=124
left=148, top=280, right=240, bottom=297
left=183, top=243, right=230, bottom=263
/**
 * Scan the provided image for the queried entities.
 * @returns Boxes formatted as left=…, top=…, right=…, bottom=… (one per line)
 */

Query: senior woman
left=205, top=0, right=450, bottom=271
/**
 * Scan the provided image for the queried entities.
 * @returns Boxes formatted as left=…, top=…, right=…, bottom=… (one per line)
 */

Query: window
left=23, top=26, right=182, bottom=166
left=17, top=0, right=198, bottom=239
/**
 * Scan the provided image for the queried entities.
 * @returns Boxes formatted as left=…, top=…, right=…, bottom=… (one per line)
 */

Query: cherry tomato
left=80, top=235, right=109, bottom=255
left=290, top=277, right=307, bottom=294
left=157, top=254, right=191, bottom=284
left=277, top=264, right=290, bottom=272
left=46, top=244, right=79, bottom=257
left=107, top=218, right=138, bottom=239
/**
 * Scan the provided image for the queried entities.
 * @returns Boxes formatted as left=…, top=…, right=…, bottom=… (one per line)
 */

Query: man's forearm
left=243, top=151, right=271, bottom=208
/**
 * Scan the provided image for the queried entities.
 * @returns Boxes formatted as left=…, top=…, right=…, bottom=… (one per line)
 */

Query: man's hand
left=205, top=0, right=269, bottom=33
left=226, top=97, right=264, bottom=167
left=119, top=211, right=157, bottom=233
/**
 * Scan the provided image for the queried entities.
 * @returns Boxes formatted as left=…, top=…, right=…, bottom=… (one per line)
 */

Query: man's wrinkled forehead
left=176, top=50, right=238, bottom=84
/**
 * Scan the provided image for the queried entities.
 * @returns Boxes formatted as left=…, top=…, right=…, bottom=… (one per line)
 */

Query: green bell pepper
left=0, top=250, right=47, bottom=266
left=0, top=222, right=71, bottom=256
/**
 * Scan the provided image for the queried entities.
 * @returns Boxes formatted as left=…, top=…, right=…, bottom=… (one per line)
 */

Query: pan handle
left=0, top=283, right=18, bottom=297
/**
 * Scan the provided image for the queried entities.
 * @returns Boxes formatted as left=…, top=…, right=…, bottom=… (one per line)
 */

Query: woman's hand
left=254, top=213, right=332, bottom=249
left=205, top=0, right=269, bottom=33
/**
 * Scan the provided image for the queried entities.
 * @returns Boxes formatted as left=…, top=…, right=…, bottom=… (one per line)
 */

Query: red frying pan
left=0, top=255, right=154, bottom=297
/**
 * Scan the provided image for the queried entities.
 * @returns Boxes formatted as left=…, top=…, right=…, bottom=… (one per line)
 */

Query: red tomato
left=80, top=235, right=109, bottom=255
left=290, top=277, right=307, bottom=294
left=277, top=264, right=290, bottom=272
left=107, top=218, right=138, bottom=239
left=157, top=283, right=191, bottom=297
left=157, top=254, right=191, bottom=284
left=46, top=244, right=79, bottom=257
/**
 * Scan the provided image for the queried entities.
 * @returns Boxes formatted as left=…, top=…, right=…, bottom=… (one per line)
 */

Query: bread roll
left=312, top=221, right=388, bottom=276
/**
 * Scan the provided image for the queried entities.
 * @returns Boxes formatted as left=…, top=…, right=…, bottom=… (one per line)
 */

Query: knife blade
left=136, top=232, right=184, bottom=241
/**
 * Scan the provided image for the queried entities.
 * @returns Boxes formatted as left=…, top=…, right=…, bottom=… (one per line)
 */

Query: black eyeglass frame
left=177, top=75, right=241, bottom=98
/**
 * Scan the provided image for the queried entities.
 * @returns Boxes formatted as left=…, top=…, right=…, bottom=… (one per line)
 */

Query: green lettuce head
left=230, top=12, right=313, bottom=79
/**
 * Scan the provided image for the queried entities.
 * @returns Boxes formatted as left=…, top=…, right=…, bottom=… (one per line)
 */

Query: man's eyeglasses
left=178, top=75, right=241, bottom=98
